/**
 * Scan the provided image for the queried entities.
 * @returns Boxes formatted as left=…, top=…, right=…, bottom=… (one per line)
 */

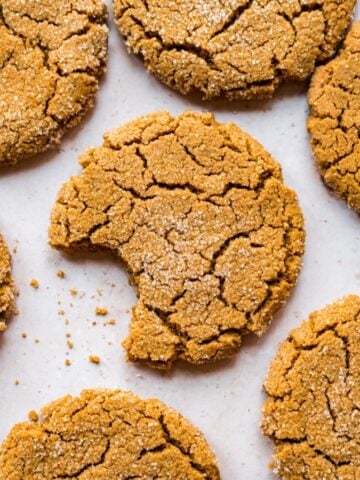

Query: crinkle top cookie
left=262, top=295, right=360, bottom=480
left=114, top=0, right=355, bottom=100
left=0, top=0, right=108, bottom=166
left=0, top=233, right=15, bottom=331
left=0, top=389, right=221, bottom=479
left=49, top=111, right=305, bottom=369
left=308, top=22, right=360, bottom=214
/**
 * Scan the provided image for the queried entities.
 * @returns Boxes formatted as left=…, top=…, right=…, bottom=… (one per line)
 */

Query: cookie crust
left=49, top=111, right=305, bottom=368
left=308, top=22, right=360, bottom=213
left=0, top=0, right=108, bottom=166
left=0, top=233, right=15, bottom=331
left=113, top=0, right=355, bottom=100
left=261, top=295, right=360, bottom=480
left=0, top=389, right=221, bottom=479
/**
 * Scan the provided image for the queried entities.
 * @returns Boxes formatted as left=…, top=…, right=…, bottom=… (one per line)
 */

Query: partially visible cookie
left=49, top=110, right=305, bottom=369
left=0, top=389, right=221, bottom=479
left=0, top=0, right=108, bottom=166
left=261, top=295, right=360, bottom=480
left=0, top=233, right=15, bottom=331
left=113, top=0, right=355, bottom=100
left=308, top=22, right=360, bottom=213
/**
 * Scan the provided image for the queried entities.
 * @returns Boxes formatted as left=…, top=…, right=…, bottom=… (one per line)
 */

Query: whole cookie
left=113, top=0, right=355, bottom=100
left=0, top=0, right=108, bottom=166
left=308, top=22, right=360, bottom=214
left=0, top=389, right=221, bottom=479
left=49, top=111, right=305, bottom=369
left=261, top=295, right=360, bottom=480
left=0, top=233, right=15, bottom=331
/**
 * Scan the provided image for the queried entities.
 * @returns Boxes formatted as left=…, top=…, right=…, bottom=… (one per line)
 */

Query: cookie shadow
left=177, top=80, right=309, bottom=114
left=0, top=311, right=17, bottom=350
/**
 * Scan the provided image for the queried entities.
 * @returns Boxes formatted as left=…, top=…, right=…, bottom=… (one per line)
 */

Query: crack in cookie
left=49, top=111, right=305, bottom=369
left=0, top=0, right=108, bottom=166
left=0, top=389, right=221, bottom=479
left=308, top=22, right=360, bottom=214
left=261, top=295, right=360, bottom=480
left=113, top=0, right=355, bottom=100
left=0, top=233, right=15, bottom=331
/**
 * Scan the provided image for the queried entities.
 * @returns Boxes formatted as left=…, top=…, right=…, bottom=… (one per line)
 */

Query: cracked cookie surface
left=0, top=389, right=221, bottom=479
left=0, top=0, right=108, bottom=166
left=113, top=0, right=355, bottom=101
left=308, top=22, right=360, bottom=214
left=49, top=111, right=305, bottom=369
left=261, top=295, right=360, bottom=480
left=0, top=233, right=15, bottom=331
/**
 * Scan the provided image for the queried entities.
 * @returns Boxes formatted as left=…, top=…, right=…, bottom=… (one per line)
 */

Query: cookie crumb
left=58, top=309, right=65, bottom=315
left=107, top=318, right=116, bottom=325
left=21, top=332, right=27, bottom=339
left=30, top=279, right=39, bottom=289
left=65, top=359, right=71, bottom=367
left=70, top=289, right=77, bottom=296
left=56, top=270, right=65, bottom=278
left=89, top=355, right=101, bottom=364
left=67, top=340, right=74, bottom=349
left=14, top=379, right=19, bottom=385
left=95, top=307, right=108, bottom=316
left=28, top=410, right=38, bottom=422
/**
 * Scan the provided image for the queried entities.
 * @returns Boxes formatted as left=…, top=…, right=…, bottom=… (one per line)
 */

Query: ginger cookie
left=261, top=295, right=360, bottom=480
left=308, top=22, right=360, bottom=214
left=0, top=233, right=15, bottom=331
left=49, top=111, right=305, bottom=369
left=0, top=388, right=221, bottom=479
left=113, top=0, right=355, bottom=101
left=0, top=0, right=108, bottom=166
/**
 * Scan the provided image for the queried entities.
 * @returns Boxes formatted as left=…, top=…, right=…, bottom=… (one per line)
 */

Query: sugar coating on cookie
left=261, top=295, right=360, bottom=480
left=49, top=111, right=305, bottom=368
left=113, top=0, right=355, bottom=100
left=308, top=22, right=360, bottom=214
left=0, top=389, right=221, bottom=479
left=0, top=0, right=108, bottom=166
left=0, top=233, right=15, bottom=331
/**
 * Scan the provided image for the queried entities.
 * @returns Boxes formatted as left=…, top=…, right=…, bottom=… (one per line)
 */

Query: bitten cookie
left=261, top=295, right=360, bottom=480
left=0, top=389, right=221, bottom=479
left=113, top=0, right=355, bottom=100
left=49, top=111, right=305, bottom=369
left=0, top=233, right=15, bottom=331
left=308, top=22, right=360, bottom=214
left=0, top=0, right=108, bottom=166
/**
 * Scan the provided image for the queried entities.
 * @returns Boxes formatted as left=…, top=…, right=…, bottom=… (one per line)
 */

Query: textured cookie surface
left=0, top=0, right=108, bottom=166
left=49, top=111, right=305, bottom=368
left=114, top=0, right=355, bottom=100
left=261, top=295, right=360, bottom=480
left=0, top=389, right=221, bottom=479
left=308, top=22, right=360, bottom=213
left=0, top=233, right=15, bottom=331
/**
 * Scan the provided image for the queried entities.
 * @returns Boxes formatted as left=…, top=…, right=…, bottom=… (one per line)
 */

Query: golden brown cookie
left=261, top=295, right=360, bottom=480
left=0, top=0, right=108, bottom=166
left=308, top=22, right=360, bottom=214
left=0, top=388, right=221, bottom=480
left=113, top=0, right=355, bottom=101
left=0, top=233, right=15, bottom=331
left=49, top=111, right=305, bottom=369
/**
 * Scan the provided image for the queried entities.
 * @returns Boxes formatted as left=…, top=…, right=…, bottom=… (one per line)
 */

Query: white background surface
left=1, top=3, right=360, bottom=478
